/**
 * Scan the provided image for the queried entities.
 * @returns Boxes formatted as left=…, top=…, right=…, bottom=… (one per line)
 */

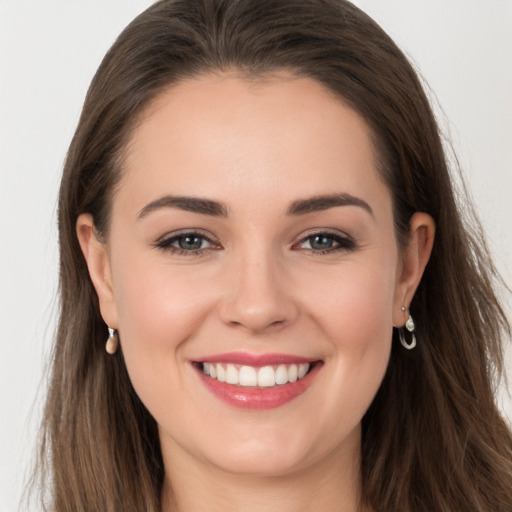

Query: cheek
left=301, top=256, right=396, bottom=422
left=305, top=254, right=398, bottom=346
left=112, top=235, right=219, bottom=328
left=109, top=252, right=217, bottom=390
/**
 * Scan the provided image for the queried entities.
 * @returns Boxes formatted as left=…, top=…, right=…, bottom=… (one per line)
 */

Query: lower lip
left=196, top=363, right=321, bottom=410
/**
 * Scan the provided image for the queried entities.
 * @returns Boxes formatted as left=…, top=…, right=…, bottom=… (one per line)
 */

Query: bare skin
left=78, top=73, right=434, bottom=512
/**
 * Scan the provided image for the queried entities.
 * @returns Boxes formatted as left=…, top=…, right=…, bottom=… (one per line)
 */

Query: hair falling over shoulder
left=27, top=1, right=512, bottom=511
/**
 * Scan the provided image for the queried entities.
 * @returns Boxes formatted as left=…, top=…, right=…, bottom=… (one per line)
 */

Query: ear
left=76, top=213, right=118, bottom=329
left=392, top=212, right=435, bottom=327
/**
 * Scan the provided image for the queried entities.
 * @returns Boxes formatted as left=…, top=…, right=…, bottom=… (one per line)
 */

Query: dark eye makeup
left=154, top=231, right=220, bottom=256
left=154, top=229, right=356, bottom=256
left=293, top=230, right=356, bottom=254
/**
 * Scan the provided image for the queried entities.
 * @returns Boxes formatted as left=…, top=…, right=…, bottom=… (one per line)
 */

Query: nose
left=218, top=250, right=299, bottom=334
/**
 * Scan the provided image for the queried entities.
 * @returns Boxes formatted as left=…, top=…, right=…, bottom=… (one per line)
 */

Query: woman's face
left=80, top=74, right=426, bottom=477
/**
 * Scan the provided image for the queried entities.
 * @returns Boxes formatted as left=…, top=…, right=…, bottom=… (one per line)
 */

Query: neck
left=161, top=428, right=369, bottom=512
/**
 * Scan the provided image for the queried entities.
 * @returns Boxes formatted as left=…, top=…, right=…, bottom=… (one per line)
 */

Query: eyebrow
left=137, top=195, right=229, bottom=219
left=286, top=193, right=374, bottom=217
left=137, top=192, right=373, bottom=220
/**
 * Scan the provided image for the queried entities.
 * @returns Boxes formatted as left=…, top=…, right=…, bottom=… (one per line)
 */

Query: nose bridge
left=220, top=239, right=298, bottom=333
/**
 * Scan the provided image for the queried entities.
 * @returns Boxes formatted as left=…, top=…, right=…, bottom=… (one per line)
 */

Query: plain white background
left=1, top=1, right=510, bottom=510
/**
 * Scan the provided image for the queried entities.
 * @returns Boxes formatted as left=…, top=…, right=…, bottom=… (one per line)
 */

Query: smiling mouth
left=200, top=362, right=312, bottom=388
left=192, top=354, right=322, bottom=409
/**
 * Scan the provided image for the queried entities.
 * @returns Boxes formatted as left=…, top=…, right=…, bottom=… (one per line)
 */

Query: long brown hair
left=32, top=1, right=512, bottom=510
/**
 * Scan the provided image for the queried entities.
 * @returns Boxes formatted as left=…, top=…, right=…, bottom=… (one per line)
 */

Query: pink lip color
left=199, top=352, right=313, bottom=366
left=194, top=356, right=321, bottom=410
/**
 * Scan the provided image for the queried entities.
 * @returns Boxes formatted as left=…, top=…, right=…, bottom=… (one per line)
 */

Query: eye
left=155, top=231, right=220, bottom=255
left=174, top=234, right=208, bottom=251
left=295, top=231, right=355, bottom=253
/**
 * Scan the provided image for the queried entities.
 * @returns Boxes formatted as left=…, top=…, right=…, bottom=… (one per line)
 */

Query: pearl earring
left=399, top=309, right=417, bottom=350
left=105, top=327, right=119, bottom=355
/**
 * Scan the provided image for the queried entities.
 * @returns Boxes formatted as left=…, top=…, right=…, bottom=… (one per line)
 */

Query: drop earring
left=399, top=307, right=417, bottom=350
left=105, top=327, right=119, bottom=355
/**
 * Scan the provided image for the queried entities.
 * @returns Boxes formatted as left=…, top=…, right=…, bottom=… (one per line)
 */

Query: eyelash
left=155, top=231, right=220, bottom=256
left=293, top=230, right=356, bottom=254
left=154, top=230, right=356, bottom=256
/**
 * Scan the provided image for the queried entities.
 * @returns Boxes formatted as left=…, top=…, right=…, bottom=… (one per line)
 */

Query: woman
left=32, top=0, right=512, bottom=510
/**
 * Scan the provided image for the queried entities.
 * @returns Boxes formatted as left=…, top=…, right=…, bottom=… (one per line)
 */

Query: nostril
left=225, top=316, right=290, bottom=334
left=218, top=288, right=300, bottom=333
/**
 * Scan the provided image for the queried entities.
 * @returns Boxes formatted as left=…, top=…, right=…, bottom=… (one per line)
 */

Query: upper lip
left=194, top=352, right=318, bottom=366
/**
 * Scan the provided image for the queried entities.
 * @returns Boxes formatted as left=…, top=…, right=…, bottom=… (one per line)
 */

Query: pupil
left=311, top=235, right=333, bottom=250
left=179, top=236, right=203, bottom=250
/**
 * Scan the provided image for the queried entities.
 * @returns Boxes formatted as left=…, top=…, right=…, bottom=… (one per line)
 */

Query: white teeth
left=201, top=362, right=311, bottom=388
left=298, top=363, right=308, bottom=379
left=225, top=364, right=239, bottom=385
left=275, top=364, right=288, bottom=385
left=288, top=364, right=298, bottom=383
left=239, top=366, right=258, bottom=386
left=216, top=364, right=226, bottom=382
left=257, top=366, right=275, bottom=387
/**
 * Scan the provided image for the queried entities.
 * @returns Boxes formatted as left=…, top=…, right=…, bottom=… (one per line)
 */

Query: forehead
left=119, top=73, right=390, bottom=216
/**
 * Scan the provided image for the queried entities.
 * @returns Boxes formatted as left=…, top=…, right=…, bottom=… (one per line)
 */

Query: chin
left=207, top=441, right=312, bottom=477
left=191, top=422, right=360, bottom=478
